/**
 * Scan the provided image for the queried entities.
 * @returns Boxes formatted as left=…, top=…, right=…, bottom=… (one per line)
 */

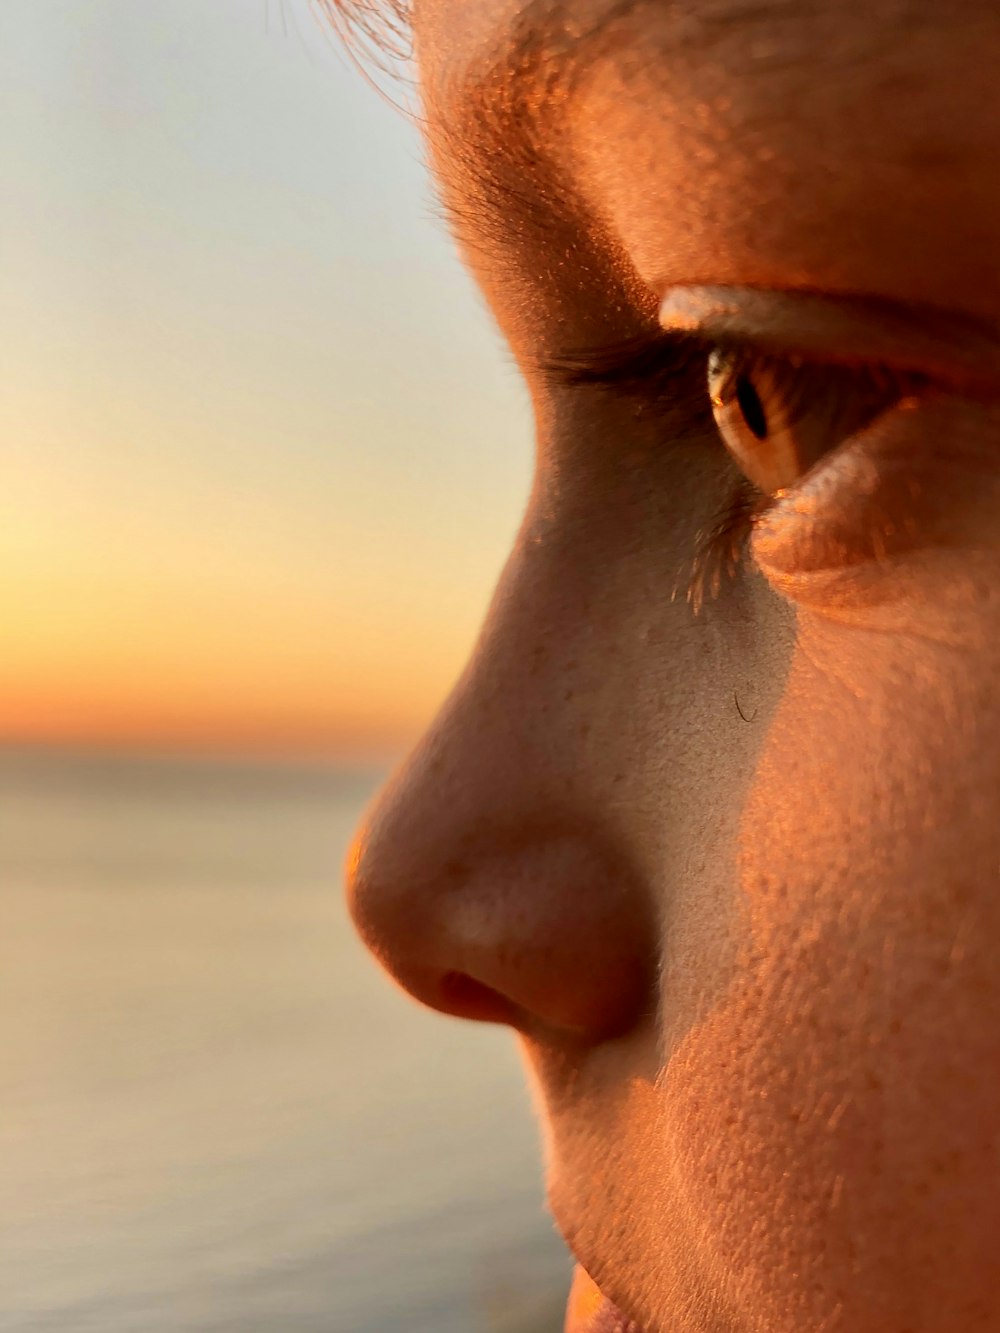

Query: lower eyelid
left=680, top=379, right=914, bottom=613
left=750, top=394, right=1000, bottom=604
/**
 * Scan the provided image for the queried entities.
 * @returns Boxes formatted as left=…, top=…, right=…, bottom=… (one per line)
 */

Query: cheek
left=659, top=612, right=1000, bottom=1332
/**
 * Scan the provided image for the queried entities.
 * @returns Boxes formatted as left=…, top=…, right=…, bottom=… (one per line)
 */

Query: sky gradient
left=2, top=1, right=532, bottom=759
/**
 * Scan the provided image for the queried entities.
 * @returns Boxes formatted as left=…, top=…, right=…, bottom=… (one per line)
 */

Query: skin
left=345, top=2, right=1000, bottom=1329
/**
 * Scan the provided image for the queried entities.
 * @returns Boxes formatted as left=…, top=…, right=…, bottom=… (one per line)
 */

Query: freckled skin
left=346, top=2, right=1000, bottom=1329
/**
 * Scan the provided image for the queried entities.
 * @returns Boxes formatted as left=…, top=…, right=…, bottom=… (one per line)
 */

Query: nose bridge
left=346, top=525, right=657, bottom=1042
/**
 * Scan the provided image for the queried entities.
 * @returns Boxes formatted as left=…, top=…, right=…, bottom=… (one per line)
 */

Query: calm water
left=0, top=749, right=568, bottom=1332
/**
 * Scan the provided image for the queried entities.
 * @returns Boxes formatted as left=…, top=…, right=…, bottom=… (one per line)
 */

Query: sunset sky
left=1, top=1, right=532, bottom=760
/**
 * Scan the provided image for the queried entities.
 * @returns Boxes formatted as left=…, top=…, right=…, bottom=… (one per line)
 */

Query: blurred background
left=1, top=3, right=569, bottom=1329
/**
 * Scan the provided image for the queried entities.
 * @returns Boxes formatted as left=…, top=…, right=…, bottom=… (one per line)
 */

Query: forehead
left=412, top=0, right=994, bottom=123
left=412, top=0, right=1000, bottom=326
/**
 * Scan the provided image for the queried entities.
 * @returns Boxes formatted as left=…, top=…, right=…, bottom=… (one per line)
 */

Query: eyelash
left=543, top=330, right=767, bottom=610
left=683, top=477, right=770, bottom=614
left=543, top=328, right=707, bottom=397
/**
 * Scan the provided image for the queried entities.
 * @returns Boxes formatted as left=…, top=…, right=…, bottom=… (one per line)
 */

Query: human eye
left=545, top=284, right=1000, bottom=612
left=660, top=286, right=1000, bottom=612
left=675, top=344, right=926, bottom=612
left=705, top=347, right=921, bottom=497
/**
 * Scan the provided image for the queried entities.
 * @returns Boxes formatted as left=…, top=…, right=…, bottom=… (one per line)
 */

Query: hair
left=315, top=0, right=412, bottom=68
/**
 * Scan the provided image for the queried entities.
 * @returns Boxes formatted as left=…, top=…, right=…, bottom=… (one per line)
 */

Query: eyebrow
left=425, top=0, right=818, bottom=189
left=436, top=0, right=636, bottom=119
left=431, top=0, right=959, bottom=133
left=423, top=2, right=629, bottom=242
left=424, top=0, right=972, bottom=254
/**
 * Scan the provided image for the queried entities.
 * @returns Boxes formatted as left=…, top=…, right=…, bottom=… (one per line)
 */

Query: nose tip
left=346, top=769, right=655, bottom=1043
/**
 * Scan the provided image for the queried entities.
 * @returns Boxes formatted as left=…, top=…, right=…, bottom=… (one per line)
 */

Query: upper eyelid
left=535, top=324, right=896, bottom=406
left=537, top=285, right=1000, bottom=409
left=658, top=285, right=1000, bottom=396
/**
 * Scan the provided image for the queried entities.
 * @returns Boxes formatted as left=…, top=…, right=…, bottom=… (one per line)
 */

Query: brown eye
left=707, top=348, right=911, bottom=495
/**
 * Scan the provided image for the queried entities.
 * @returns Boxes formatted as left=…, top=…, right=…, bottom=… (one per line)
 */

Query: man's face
left=348, top=2, right=1000, bottom=1329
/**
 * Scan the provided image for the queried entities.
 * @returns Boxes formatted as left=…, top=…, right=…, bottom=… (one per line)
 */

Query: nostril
left=349, top=797, right=654, bottom=1042
left=438, top=971, right=525, bottom=1028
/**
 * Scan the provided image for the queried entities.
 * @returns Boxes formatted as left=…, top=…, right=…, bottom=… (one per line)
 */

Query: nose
left=346, top=541, right=657, bottom=1044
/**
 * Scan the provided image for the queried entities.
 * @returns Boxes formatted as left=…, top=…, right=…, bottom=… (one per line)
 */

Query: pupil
left=735, top=376, right=768, bottom=441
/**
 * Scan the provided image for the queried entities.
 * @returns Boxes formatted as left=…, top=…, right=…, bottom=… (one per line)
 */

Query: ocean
left=0, top=748, right=569, bottom=1332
